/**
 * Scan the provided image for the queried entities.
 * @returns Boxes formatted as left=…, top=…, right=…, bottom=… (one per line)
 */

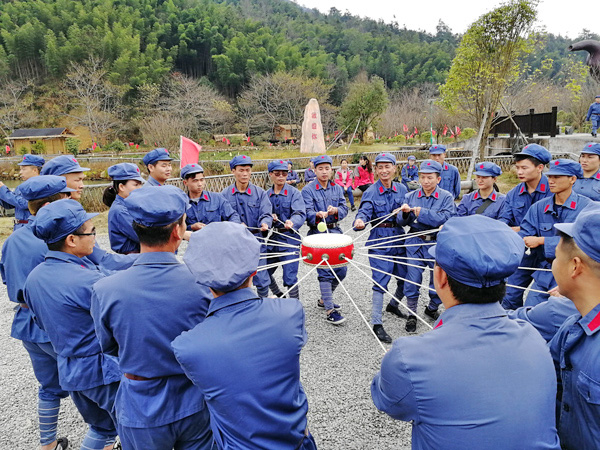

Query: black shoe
left=373, top=324, right=392, bottom=343
left=351, top=206, right=356, bottom=211
left=386, top=303, right=406, bottom=318
left=424, top=307, right=440, bottom=320
left=53, top=437, right=69, bottom=450
left=405, top=315, right=417, bottom=333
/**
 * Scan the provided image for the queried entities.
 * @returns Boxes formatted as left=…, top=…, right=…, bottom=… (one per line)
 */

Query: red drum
left=301, top=234, right=354, bottom=268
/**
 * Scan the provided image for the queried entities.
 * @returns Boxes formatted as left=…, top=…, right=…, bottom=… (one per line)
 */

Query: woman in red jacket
left=335, top=158, right=356, bottom=211
left=353, top=155, right=374, bottom=193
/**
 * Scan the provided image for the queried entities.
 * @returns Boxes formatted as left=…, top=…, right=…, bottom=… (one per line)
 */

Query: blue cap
left=581, top=142, right=600, bottom=156
left=596, top=95, right=600, bottom=99
left=33, top=199, right=98, bottom=244
left=268, top=159, right=289, bottom=172
left=419, top=160, right=443, bottom=173
left=184, top=222, right=261, bottom=292
left=41, top=155, right=90, bottom=175
left=287, top=160, right=293, bottom=166
left=229, top=155, right=253, bottom=170
left=407, top=155, right=416, bottom=161
left=429, top=215, right=525, bottom=288
left=514, top=144, right=551, bottom=164
left=429, top=144, right=447, bottom=154
left=312, top=155, right=333, bottom=167
left=107, top=163, right=145, bottom=183
left=18, top=154, right=45, bottom=167
left=555, top=202, right=600, bottom=263
left=474, top=162, right=502, bottom=177
left=375, top=153, right=397, bottom=165
left=546, top=159, right=583, bottom=177
left=181, top=164, right=204, bottom=179
left=142, top=148, right=173, bottom=166
left=125, top=185, right=188, bottom=227
left=20, top=175, right=75, bottom=201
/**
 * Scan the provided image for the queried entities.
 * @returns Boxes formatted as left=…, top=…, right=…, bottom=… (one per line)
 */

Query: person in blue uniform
left=221, top=155, right=272, bottom=297
left=0, top=176, right=74, bottom=450
left=266, top=160, right=306, bottom=300
left=507, top=296, right=578, bottom=342
left=142, top=148, right=173, bottom=186
left=573, top=142, right=600, bottom=201
left=41, top=155, right=89, bottom=202
left=499, top=144, right=553, bottom=309
left=399, top=160, right=456, bottom=332
left=23, top=200, right=120, bottom=450
left=519, top=159, right=592, bottom=307
left=585, top=94, right=600, bottom=137
left=428, top=144, right=461, bottom=199
left=103, top=163, right=144, bottom=254
left=0, top=154, right=44, bottom=230
left=286, top=161, right=299, bottom=186
left=91, top=186, right=213, bottom=450
left=457, top=162, right=506, bottom=218
left=173, top=222, right=317, bottom=450
left=371, top=215, right=560, bottom=450
left=400, top=155, right=419, bottom=190
left=549, top=203, right=600, bottom=449
left=181, top=163, right=239, bottom=230
left=304, top=160, right=316, bottom=184
left=301, top=155, right=349, bottom=325
left=354, top=153, right=408, bottom=343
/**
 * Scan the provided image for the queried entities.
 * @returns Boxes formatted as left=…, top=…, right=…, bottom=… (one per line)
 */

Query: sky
left=292, top=0, right=596, bottom=38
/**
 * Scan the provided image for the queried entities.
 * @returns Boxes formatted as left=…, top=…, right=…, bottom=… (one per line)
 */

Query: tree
left=0, top=79, right=36, bottom=139
left=65, top=137, right=80, bottom=156
left=439, top=0, right=538, bottom=157
left=339, top=74, right=388, bottom=143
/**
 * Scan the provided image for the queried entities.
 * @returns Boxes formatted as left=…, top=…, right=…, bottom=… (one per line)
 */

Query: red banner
left=179, top=136, right=202, bottom=168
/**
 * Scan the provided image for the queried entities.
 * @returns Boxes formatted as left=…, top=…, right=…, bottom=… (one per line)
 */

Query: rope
left=279, top=260, right=326, bottom=298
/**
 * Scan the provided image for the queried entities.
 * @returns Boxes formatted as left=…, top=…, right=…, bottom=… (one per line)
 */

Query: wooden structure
left=274, top=124, right=299, bottom=141
left=8, top=128, right=77, bottom=154
left=490, top=107, right=558, bottom=138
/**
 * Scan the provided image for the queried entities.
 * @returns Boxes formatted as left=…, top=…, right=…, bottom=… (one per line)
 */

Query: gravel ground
left=0, top=208, right=440, bottom=449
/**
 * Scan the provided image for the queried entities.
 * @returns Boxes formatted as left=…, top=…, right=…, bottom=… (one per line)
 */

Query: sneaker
left=326, top=310, right=346, bottom=325
left=112, top=437, right=122, bottom=450
left=373, top=324, right=392, bottom=343
left=318, top=299, right=341, bottom=310
left=53, top=438, right=69, bottom=450
left=424, top=307, right=440, bottom=320
left=405, top=315, right=417, bottom=333
left=386, top=303, right=406, bottom=318
left=351, top=206, right=356, bottom=211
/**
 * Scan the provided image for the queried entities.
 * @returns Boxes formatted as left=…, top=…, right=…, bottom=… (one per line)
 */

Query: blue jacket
left=0, top=184, right=31, bottom=229
left=286, top=170, right=299, bottom=185
left=0, top=220, right=49, bottom=343
left=519, top=192, right=591, bottom=289
left=586, top=102, right=600, bottom=121
left=507, top=296, right=579, bottom=342
left=145, top=176, right=163, bottom=187
left=372, top=302, right=560, bottom=450
left=267, top=185, right=306, bottom=245
left=550, top=303, right=600, bottom=450
left=573, top=169, right=600, bottom=201
left=401, top=165, right=419, bottom=187
left=172, top=288, right=310, bottom=450
left=108, top=195, right=140, bottom=254
left=23, top=251, right=121, bottom=392
left=457, top=189, right=506, bottom=219
left=439, top=162, right=461, bottom=199
left=354, top=180, right=407, bottom=255
left=91, top=252, right=211, bottom=428
left=222, top=183, right=273, bottom=229
left=400, top=186, right=456, bottom=231
left=303, top=168, right=316, bottom=184
left=499, top=175, right=552, bottom=227
left=301, top=180, right=348, bottom=231
left=186, top=191, right=240, bottom=230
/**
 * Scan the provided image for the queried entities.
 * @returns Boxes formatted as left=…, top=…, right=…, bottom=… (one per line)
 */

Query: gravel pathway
left=0, top=209, right=440, bottom=449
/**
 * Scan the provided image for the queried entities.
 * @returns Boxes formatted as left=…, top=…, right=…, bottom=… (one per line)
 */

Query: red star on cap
left=427, top=162, right=431, bottom=165
left=136, top=168, right=139, bottom=172
left=480, top=164, right=484, bottom=168
left=589, top=144, right=593, bottom=147
left=555, top=161, right=560, bottom=165
left=242, top=155, right=246, bottom=158
left=280, top=160, right=283, bottom=163
left=72, top=158, right=77, bottom=162
left=22, top=156, right=25, bottom=160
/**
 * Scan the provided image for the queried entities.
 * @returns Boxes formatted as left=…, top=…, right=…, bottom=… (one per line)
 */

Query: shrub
left=65, top=138, right=81, bottom=156
left=31, top=141, right=45, bottom=154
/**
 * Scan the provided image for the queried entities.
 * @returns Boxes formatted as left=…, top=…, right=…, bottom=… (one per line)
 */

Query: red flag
left=129, top=142, right=134, bottom=146
left=403, top=124, right=408, bottom=132
left=92, top=142, right=97, bottom=151
left=154, top=142, right=158, bottom=146
left=414, top=127, right=418, bottom=134
left=456, top=126, right=462, bottom=136
left=409, top=133, right=414, bottom=138
left=247, top=135, right=250, bottom=142
left=226, top=139, right=230, bottom=145
left=222, top=137, right=226, bottom=142
left=180, top=136, right=202, bottom=168
left=251, top=142, right=254, bottom=147
left=432, top=130, right=437, bottom=136
left=135, top=144, right=139, bottom=149
left=394, top=132, right=398, bottom=136
left=5, top=145, right=10, bottom=154
left=442, top=125, right=448, bottom=136
left=269, top=143, right=272, bottom=147
left=450, top=131, right=455, bottom=138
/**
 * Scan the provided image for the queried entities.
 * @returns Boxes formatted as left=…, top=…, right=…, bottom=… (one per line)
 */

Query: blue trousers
left=119, top=408, right=214, bottom=450
left=21, top=340, right=69, bottom=402
left=402, top=237, right=440, bottom=313
left=369, top=249, right=406, bottom=325
left=70, top=382, right=119, bottom=440
left=501, top=252, right=537, bottom=309
left=254, top=243, right=270, bottom=296
left=267, top=232, right=300, bottom=286
left=343, top=186, right=355, bottom=207
left=592, top=117, right=600, bottom=134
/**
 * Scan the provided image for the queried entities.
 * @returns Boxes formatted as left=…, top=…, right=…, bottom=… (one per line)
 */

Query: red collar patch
left=595, top=172, right=600, bottom=180
left=434, top=319, right=443, bottom=329
left=519, top=185, right=525, bottom=194
left=444, top=164, right=448, bottom=170
left=204, top=194, right=208, bottom=201
left=544, top=204, right=550, bottom=213
left=434, top=191, right=439, bottom=199
left=379, top=186, right=384, bottom=194
left=473, top=191, right=479, bottom=200
left=315, top=183, right=320, bottom=190
left=247, top=188, right=252, bottom=195
left=491, top=192, right=497, bottom=201
left=417, top=190, right=423, bottom=198
left=392, top=185, right=397, bottom=192
left=539, top=184, right=546, bottom=192
left=570, top=200, right=577, bottom=209
left=231, top=187, right=235, bottom=194
left=283, top=189, right=288, bottom=196
left=588, top=310, right=600, bottom=332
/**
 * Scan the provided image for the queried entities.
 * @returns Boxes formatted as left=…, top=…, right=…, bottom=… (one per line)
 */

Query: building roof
left=9, top=128, right=75, bottom=139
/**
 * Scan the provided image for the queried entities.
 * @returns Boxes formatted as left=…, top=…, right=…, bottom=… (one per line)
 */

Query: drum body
left=301, top=234, right=354, bottom=268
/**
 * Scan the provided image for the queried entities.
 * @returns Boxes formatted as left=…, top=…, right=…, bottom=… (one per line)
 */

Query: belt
left=15, top=219, right=29, bottom=224
left=309, top=223, right=337, bottom=232
left=124, top=373, right=162, bottom=381
left=19, top=303, right=29, bottom=309
left=374, top=221, right=397, bottom=229
left=409, top=228, right=437, bottom=242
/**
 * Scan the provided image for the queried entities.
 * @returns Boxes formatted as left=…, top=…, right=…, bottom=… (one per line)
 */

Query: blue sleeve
left=544, top=236, right=560, bottom=259
left=587, top=104, right=594, bottom=121
left=91, top=286, right=119, bottom=357
left=507, top=297, right=578, bottom=342
left=257, top=190, right=273, bottom=227
left=371, top=342, right=418, bottom=420
left=302, top=188, right=317, bottom=227
left=354, top=191, right=374, bottom=228
left=401, top=166, right=409, bottom=184
left=518, top=206, right=538, bottom=238
left=456, top=195, right=469, bottom=217
left=219, top=195, right=241, bottom=223
left=290, top=190, right=306, bottom=230
left=417, top=195, right=456, bottom=227
left=87, top=244, right=139, bottom=273
left=111, top=206, right=139, bottom=244
left=452, top=168, right=461, bottom=198
left=333, top=186, right=348, bottom=222
left=498, top=191, right=516, bottom=226
left=0, top=185, right=28, bottom=210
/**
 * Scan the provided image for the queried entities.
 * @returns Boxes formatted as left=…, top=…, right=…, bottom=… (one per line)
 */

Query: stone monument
left=300, top=98, right=327, bottom=154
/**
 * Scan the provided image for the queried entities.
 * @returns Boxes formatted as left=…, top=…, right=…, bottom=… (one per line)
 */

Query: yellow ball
left=317, top=222, right=327, bottom=232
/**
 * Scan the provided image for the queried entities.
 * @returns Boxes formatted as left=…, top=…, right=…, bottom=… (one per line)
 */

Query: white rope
left=348, top=257, right=437, bottom=294
left=280, top=259, right=326, bottom=297
left=506, top=284, right=549, bottom=295
left=274, top=217, right=303, bottom=238
left=325, top=260, right=388, bottom=354
left=517, top=266, right=553, bottom=272
left=366, top=242, right=436, bottom=249
left=364, top=253, right=434, bottom=271
left=346, top=210, right=398, bottom=238
left=256, top=238, right=300, bottom=249
left=366, top=228, right=441, bottom=250
left=257, top=256, right=307, bottom=272
left=356, top=253, right=435, bottom=263
left=269, top=227, right=303, bottom=243
left=260, top=252, right=300, bottom=258
left=345, top=258, right=434, bottom=330
left=354, top=226, right=441, bottom=245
